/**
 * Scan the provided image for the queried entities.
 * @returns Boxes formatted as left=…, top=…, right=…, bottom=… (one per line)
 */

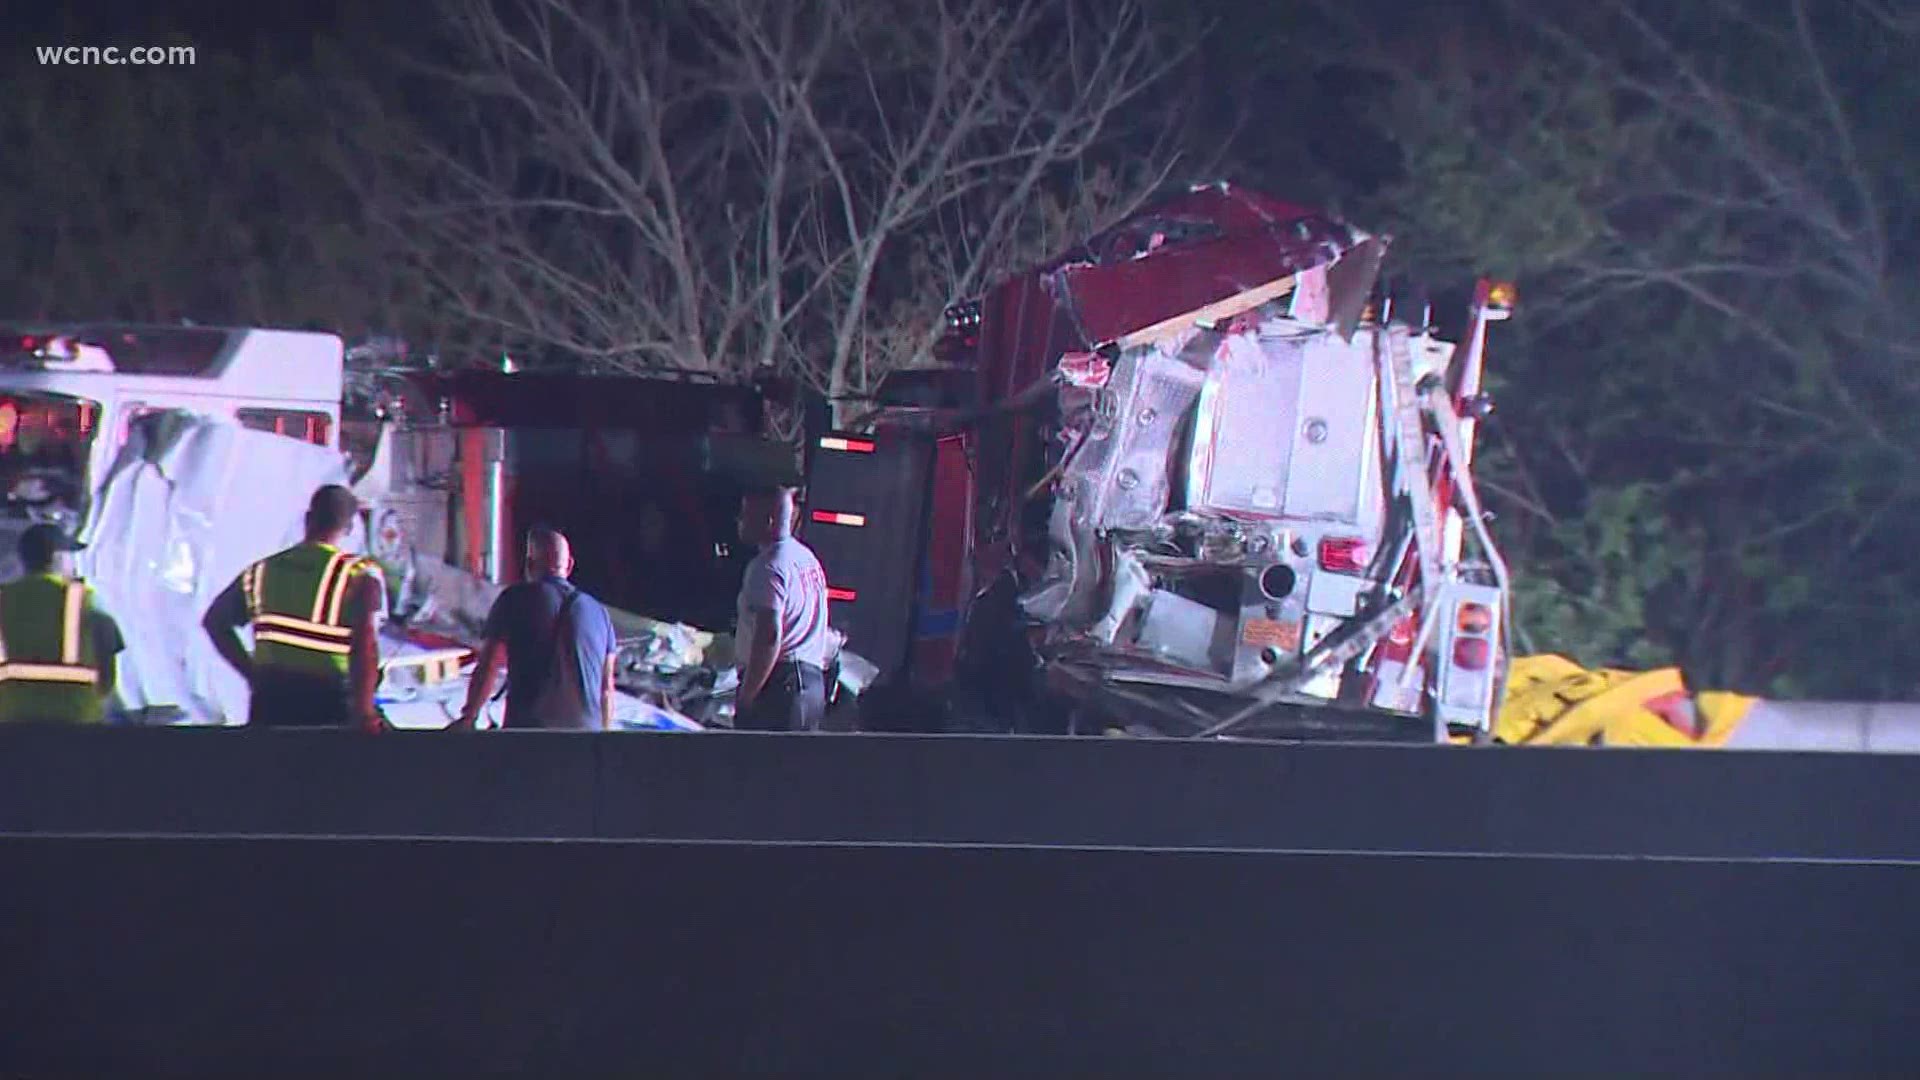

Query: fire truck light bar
left=819, top=436, right=876, bottom=453
left=811, top=510, right=867, bottom=527
left=827, top=586, right=858, bottom=602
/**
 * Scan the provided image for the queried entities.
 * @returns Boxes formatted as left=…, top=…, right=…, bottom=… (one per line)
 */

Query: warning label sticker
left=1242, top=618, right=1301, bottom=651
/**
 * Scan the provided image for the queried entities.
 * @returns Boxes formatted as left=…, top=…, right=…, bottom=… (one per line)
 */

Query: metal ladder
left=1383, top=323, right=1453, bottom=701
left=1386, top=323, right=1447, bottom=597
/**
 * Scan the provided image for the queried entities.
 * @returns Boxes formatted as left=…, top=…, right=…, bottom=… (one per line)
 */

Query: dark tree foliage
left=0, top=37, right=443, bottom=344
left=1319, top=0, right=1920, bottom=697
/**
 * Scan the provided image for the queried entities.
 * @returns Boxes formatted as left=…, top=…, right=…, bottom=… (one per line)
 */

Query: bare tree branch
left=364, top=0, right=1191, bottom=422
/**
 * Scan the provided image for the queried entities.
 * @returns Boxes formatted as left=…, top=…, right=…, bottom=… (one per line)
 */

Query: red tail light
left=1457, top=602, right=1493, bottom=634
left=819, top=436, right=875, bottom=453
left=827, top=586, right=858, bottom=602
left=810, top=510, right=867, bottom=527
left=1453, top=637, right=1490, bottom=670
left=1317, top=536, right=1370, bottom=573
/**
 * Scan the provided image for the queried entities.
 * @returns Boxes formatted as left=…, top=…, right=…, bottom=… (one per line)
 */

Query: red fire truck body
left=356, top=367, right=772, bottom=630
left=804, top=183, right=1514, bottom=740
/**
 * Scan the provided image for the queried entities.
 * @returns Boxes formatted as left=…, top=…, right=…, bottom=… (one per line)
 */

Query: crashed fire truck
left=809, top=182, right=1515, bottom=741
left=811, top=182, right=1920, bottom=748
left=5, top=184, right=1919, bottom=747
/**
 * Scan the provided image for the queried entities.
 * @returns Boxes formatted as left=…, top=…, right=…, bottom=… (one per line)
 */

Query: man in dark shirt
left=449, top=524, right=619, bottom=730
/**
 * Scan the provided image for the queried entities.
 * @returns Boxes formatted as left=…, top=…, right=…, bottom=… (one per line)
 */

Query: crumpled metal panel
left=1044, top=184, right=1364, bottom=347
left=1076, top=350, right=1206, bottom=531
left=1020, top=496, right=1102, bottom=625
left=1084, top=185, right=1322, bottom=251
left=1022, top=341, right=1202, bottom=625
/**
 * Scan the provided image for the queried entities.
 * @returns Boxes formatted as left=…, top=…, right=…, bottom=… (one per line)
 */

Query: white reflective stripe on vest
left=243, top=561, right=264, bottom=617
left=61, top=581, right=82, bottom=664
left=309, top=552, right=350, bottom=623
left=0, top=662, right=96, bottom=684
left=254, top=612, right=352, bottom=641
left=323, top=556, right=359, bottom=624
left=255, top=627, right=353, bottom=655
left=0, top=580, right=95, bottom=684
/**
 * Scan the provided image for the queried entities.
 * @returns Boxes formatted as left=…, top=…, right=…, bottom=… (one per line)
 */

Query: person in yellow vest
left=202, top=485, right=388, bottom=731
left=0, top=522, right=125, bottom=723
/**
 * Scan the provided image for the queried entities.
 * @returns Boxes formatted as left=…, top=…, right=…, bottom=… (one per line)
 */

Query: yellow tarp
left=1493, top=654, right=1760, bottom=747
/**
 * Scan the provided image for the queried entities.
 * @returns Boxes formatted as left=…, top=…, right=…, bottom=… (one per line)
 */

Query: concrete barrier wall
left=3, top=835, right=1916, bottom=1076
left=5, top=731, right=1920, bottom=1075
left=1729, top=701, right=1920, bottom=752
left=3, top=727, right=1920, bottom=859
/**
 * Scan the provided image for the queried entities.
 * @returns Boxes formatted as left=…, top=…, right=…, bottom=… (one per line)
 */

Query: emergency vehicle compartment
left=1025, top=303, right=1393, bottom=700
left=1185, top=324, right=1384, bottom=527
left=0, top=391, right=104, bottom=578
left=0, top=391, right=99, bottom=511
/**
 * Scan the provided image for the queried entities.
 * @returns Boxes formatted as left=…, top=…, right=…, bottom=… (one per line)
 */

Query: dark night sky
left=17, top=0, right=407, bottom=52
left=23, top=0, right=343, bottom=37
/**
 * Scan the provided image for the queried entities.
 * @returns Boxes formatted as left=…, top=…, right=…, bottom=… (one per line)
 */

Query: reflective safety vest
left=0, top=573, right=106, bottom=723
left=242, top=543, right=380, bottom=680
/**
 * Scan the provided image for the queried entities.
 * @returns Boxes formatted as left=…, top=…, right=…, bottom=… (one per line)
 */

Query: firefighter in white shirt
left=732, top=485, right=831, bottom=731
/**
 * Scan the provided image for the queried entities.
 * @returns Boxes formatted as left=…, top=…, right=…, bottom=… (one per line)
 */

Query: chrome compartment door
left=1186, top=333, right=1302, bottom=519
left=1283, top=330, right=1383, bottom=526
